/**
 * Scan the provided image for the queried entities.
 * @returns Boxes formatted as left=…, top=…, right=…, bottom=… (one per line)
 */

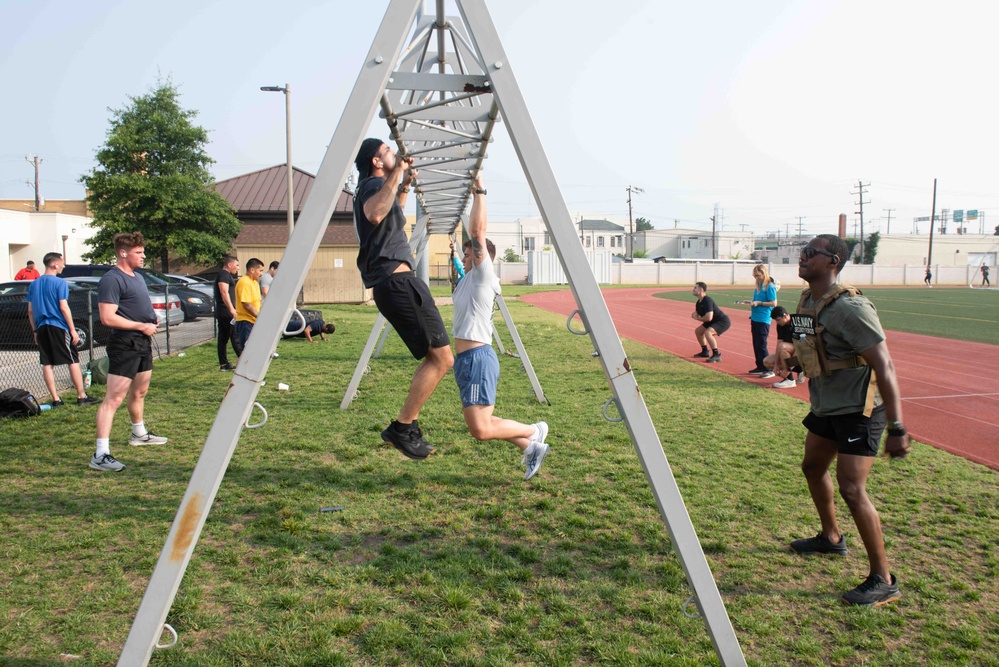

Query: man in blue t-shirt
left=26, top=252, right=100, bottom=408
left=353, top=137, right=453, bottom=461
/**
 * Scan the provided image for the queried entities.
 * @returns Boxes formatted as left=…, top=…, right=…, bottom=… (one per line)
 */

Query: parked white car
left=63, top=277, right=184, bottom=328
left=165, top=273, right=215, bottom=299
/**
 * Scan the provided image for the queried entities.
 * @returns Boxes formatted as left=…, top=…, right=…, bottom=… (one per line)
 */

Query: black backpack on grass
left=0, top=388, right=42, bottom=419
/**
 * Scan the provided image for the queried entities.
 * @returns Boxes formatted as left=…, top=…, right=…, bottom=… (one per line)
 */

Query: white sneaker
left=90, top=453, right=125, bottom=472
left=795, top=373, right=806, bottom=384
left=129, top=431, right=168, bottom=446
left=529, top=421, right=548, bottom=448
left=524, top=442, right=549, bottom=481
left=772, top=377, right=795, bottom=389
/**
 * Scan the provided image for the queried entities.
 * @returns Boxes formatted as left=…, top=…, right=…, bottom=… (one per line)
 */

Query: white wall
left=1, top=209, right=96, bottom=280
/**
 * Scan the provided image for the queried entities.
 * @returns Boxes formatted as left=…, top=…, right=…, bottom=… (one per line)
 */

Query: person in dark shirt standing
left=92, top=232, right=168, bottom=472
left=691, top=282, right=731, bottom=363
left=214, top=255, right=241, bottom=371
left=354, top=137, right=453, bottom=460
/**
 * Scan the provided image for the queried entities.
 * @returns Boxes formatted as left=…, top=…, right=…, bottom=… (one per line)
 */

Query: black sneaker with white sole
left=841, top=573, right=901, bottom=606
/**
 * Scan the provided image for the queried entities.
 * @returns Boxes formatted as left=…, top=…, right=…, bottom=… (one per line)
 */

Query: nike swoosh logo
left=847, top=437, right=861, bottom=443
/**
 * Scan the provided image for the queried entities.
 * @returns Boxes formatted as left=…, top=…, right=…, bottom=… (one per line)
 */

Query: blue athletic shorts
left=454, top=344, right=499, bottom=408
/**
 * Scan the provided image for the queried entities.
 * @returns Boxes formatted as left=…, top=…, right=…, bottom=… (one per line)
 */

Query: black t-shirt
left=354, top=176, right=416, bottom=288
left=696, top=295, right=730, bottom=326
left=214, top=269, right=237, bottom=316
left=776, top=321, right=793, bottom=343
left=97, top=267, right=157, bottom=335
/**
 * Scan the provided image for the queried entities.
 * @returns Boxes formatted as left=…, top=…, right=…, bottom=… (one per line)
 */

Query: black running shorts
left=107, top=334, right=153, bottom=379
left=37, top=324, right=79, bottom=367
left=803, top=404, right=886, bottom=457
left=372, top=271, right=450, bottom=360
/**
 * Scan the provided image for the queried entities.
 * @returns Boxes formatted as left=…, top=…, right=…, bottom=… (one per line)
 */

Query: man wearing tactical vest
left=789, top=233, right=911, bottom=607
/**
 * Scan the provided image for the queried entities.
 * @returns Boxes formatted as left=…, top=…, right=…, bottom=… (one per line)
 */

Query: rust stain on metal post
left=623, top=358, right=631, bottom=373
left=170, top=492, right=203, bottom=562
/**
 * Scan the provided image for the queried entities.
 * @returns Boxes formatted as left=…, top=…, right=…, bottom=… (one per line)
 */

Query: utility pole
left=795, top=216, right=805, bottom=240
left=626, top=185, right=644, bottom=260
left=851, top=180, right=870, bottom=262
left=927, top=178, right=937, bottom=270
left=25, top=155, right=42, bottom=211
left=711, top=202, right=720, bottom=259
left=883, top=208, right=895, bottom=235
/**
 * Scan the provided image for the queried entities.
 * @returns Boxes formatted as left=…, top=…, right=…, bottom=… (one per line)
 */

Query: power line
left=851, top=180, right=871, bottom=262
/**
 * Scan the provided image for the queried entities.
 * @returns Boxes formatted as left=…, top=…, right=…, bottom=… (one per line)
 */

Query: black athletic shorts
left=37, top=324, right=79, bottom=367
left=107, top=334, right=153, bottom=379
left=705, top=319, right=731, bottom=336
left=802, top=404, right=886, bottom=457
left=372, top=271, right=450, bottom=360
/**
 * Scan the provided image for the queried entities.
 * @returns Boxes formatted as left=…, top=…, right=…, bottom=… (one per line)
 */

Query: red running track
left=521, top=287, right=999, bottom=471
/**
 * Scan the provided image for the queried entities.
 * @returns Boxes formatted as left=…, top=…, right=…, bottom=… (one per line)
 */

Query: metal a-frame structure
left=117, top=2, right=746, bottom=665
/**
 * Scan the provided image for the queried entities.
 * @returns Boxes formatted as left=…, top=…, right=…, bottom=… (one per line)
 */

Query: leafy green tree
left=81, top=80, right=240, bottom=270
left=501, top=247, right=521, bottom=262
left=863, top=231, right=880, bottom=264
left=635, top=217, right=653, bottom=232
left=994, top=224, right=998, bottom=236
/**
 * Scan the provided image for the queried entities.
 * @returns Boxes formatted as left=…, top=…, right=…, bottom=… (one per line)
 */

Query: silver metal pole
left=284, top=83, right=294, bottom=240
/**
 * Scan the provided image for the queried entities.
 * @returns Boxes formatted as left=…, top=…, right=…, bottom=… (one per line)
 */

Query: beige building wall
left=234, top=244, right=371, bottom=305
left=876, top=234, right=999, bottom=267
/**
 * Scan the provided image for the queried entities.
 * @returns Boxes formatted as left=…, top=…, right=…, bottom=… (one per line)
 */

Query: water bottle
left=83, top=368, right=92, bottom=389
left=40, top=404, right=52, bottom=412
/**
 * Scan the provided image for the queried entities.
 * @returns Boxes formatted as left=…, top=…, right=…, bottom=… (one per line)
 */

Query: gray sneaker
left=841, top=573, right=901, bottom=607
left=129, top=431, right=168, bottom=446
left=90, top=453, right=125, bottom=472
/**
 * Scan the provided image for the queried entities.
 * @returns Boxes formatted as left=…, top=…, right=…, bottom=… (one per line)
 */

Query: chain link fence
left=0, top=283, right=217, bottom=404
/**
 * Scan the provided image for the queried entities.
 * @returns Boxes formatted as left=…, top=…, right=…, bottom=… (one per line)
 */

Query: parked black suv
left=0, top=280, right=112, bottom=351
left=60, top=265, right=214, bottom=321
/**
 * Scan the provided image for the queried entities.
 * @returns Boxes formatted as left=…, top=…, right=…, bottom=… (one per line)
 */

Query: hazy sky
left=1, top=0, right=995, bottom=237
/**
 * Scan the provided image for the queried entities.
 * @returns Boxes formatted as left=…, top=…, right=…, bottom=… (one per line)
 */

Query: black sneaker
left=748, top=368, right=766, bottom=375
left=693, top=350, right=711, bottom=358
left=789, top=533, right=848, bottom=556
left=51, top=400, right=65, bottom=408
left=220, top=363, right=235, bottom=371
left=381, top=422, right=435, bottom=460
left=841, top=573, right=901, bottom=607
left=77, top=395, right=100, bottom=406
left=705, top=352, right=722, bottom=363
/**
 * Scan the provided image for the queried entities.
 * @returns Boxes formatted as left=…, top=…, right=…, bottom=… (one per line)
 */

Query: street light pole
left=260, top=84, right=294, bottom=241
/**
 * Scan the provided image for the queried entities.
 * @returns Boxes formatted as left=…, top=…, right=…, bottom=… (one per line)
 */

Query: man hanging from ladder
left=353, top=138, right=454, bottom=460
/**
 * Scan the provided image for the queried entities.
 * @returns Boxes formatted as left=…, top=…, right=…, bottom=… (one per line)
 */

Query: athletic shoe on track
left=748, top=368, right=766, bottom=375
left=706, top=353, right=722, bottom=363
left=796, top=373, right=806, bottom=384
left=758, top=370, right=776, bottom=379
left=693, top=351, right=711, bottom=358
left=772, top=377, right=795, bottom=389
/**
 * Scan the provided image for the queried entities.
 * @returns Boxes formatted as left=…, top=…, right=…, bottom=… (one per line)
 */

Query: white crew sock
left=95, top=438, right=110, bottom=457
left=132, top=422, right=147, bottom=437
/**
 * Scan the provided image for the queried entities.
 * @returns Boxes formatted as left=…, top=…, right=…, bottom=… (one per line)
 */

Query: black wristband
left=474, top=188, right=487, bottom=195
left=887, top=427, right=906, bottom=437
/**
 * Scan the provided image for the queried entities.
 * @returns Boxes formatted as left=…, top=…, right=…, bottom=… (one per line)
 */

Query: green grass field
left=1, top=293, right=997, bottom=666
left=655, top=287, right=999, bottom=345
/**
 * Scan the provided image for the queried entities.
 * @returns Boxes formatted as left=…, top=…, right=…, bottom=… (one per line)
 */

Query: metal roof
left=215, top=165, right=353, bottom=215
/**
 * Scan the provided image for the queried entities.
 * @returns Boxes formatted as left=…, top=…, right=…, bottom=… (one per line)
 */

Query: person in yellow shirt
left=235, top=258, right=264, bottom=350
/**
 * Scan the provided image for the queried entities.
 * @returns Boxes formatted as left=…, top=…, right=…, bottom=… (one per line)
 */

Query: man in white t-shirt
left=451, top=177, right=550, bottom=480
left=259, top=261, right=278, bottom=297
